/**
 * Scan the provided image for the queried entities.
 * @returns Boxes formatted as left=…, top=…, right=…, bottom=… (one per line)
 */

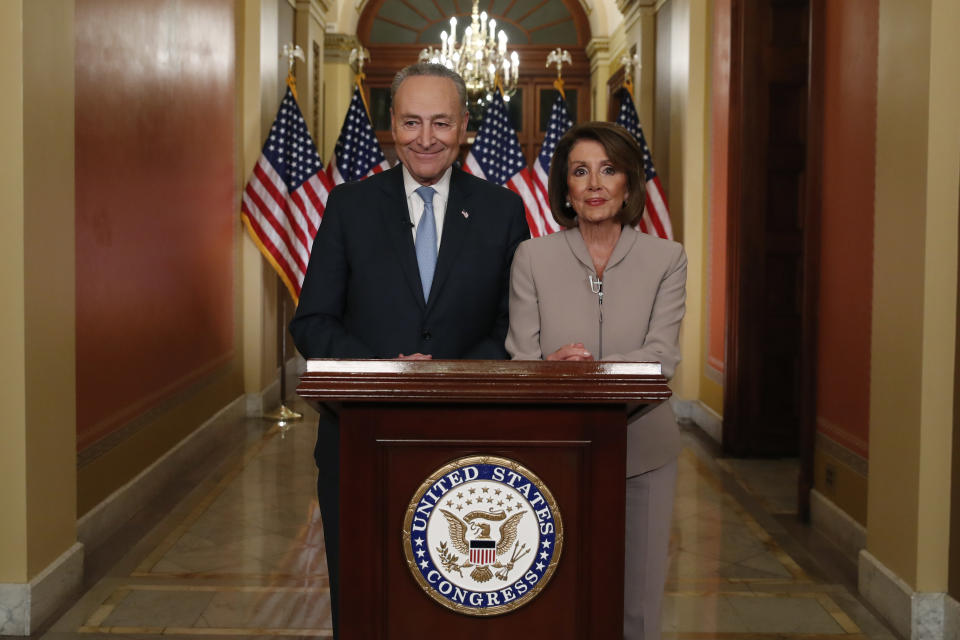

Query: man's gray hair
left=391, top=63, right=468, bottom=112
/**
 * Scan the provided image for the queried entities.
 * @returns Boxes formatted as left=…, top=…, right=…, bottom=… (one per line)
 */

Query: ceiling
left=364, top=0, right=583, bottom=46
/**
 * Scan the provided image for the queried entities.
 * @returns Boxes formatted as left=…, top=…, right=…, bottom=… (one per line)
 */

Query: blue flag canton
left=471, top=92, right=526, bottom=185
left=538, top=94, right=573, bottom=169
left=615, top=90, right=658, bottom=182
left=334, top=87, right=386, bottom=182
left=264, top=88, right=323, bottom=191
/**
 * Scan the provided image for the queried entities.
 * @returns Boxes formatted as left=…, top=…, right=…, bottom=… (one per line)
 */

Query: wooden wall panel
left=75, top=0, right=236, bottom=450
left=722, top=0, right=810, bottom=457
left=815, top=0, right=878, bottom=461
left=706, top=0, right=732, bottom=391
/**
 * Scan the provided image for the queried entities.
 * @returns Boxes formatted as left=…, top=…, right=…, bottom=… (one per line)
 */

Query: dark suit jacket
left=290, top=165, right=529, bottom=360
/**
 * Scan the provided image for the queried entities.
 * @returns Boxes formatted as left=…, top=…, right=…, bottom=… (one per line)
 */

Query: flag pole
left=263, top=283, right=303, bottom=424
left=263, top=43, right=307, bottom=427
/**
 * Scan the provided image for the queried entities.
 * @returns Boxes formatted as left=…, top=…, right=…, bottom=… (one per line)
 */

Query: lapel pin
left=461, top=210, right=470, bottom=219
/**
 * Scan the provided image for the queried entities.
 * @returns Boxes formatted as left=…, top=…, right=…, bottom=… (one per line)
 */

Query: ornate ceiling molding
left=296, top=0, right=328, bottom=26
left=358, top=0, right=589, bottom=47
left=615, top=0, right=658, bottom=12
left=585, top=36, right=610, bottom=59
left=324, top=32, right=362, bottom=63
left=585, top=36, right=612, bottom=71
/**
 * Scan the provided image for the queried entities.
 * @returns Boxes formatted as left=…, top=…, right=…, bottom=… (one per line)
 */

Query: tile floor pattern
left=42, top=404, right=899, bottom=640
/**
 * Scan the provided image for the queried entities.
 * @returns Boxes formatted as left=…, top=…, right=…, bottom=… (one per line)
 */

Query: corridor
left=40, top=402, right=899, bottom=640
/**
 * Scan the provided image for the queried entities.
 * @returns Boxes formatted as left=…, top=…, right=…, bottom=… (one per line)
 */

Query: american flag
left=240, top=86, right=332, bottom=303
left=463, top=91, right=544, bottom=236
left=615, top=88, right=674, bottom=240
left=326, top=85, right=391, bottom=184
left=531, top=92, right=573, bottom=237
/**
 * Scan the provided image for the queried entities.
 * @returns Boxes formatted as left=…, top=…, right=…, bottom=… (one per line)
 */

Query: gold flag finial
left=281, top=43, right=305, bottom=100
left=546, top=48, right=572, bottom=98
left=349, top=47, right=373, bottom=115
left=619, top=52, right=640, bottom=99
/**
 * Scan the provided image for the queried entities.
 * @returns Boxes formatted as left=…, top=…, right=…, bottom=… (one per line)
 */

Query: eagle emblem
left=439, top=508, right=528, bottom=582
left=403, top=455, right=564, bottom=616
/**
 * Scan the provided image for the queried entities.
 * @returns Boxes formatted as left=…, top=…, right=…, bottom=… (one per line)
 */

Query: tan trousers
left=624, top=459, right=678, bottom=640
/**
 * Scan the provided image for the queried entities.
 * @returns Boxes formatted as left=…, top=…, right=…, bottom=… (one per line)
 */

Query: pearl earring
left=565, top=200, right=571, bottom=208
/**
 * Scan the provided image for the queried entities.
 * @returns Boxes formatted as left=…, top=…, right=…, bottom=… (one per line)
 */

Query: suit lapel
left=563, top=225, right=639, bottom=276
left=428, top=169, right=472, bottom=308
left=378, top=166, right=427, bottom=308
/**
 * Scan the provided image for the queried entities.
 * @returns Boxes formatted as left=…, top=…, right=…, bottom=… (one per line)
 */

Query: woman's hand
left=546, top=343, right=594, bottom=361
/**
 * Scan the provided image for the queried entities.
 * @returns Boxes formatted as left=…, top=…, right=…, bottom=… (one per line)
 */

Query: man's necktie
left=414, top=185, right=438, bottom=300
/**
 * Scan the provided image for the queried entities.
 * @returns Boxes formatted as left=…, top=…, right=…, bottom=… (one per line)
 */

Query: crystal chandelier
left=418, top=0, right=520, bottom=113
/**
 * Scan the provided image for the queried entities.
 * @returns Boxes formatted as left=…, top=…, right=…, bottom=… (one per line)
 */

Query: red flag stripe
left=299, top=182, right=325, bottom=235
left=507, top=169, right=547, bottom=238
left=242, top=185, right=309, bottom=275
left=286, top=190, right=315, bottom=248
left=292, top=187, right=320, bottom=238
left=306, top=172, right=331, bottom=207
left=530, top=163, right=551, bottom=223
left=249, top=164, right=311, bottom=261
left=530, top=162, right=563, bottom=235
left=244, top=178, right=310, bottom=271
left=254, top=159, right=315, bottom=249
left=241, top=193, right=308, bottom=282
left=252, top=160, right=292, bottom=216
left=241, top=205, right=304, bottom=289
left=645, top=177, right=672, bottom=238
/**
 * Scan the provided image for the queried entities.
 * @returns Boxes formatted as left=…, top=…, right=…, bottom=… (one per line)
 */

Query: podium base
left=263, top=404, right=303, bottom=421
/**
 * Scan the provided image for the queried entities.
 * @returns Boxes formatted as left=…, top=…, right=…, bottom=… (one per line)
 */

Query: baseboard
left=859, top=549, right=958, bottom=639
left=810, top=489, right=866, bottom=565
left=244, top=356, right=305, bottom=417
left=245, top=373, right=280, bottom=416
left=0, top=542, right=84, bottom=636
left=77, top=392, right=248, bottom=552
left=671, top=398, right=722, bottom=443
left=946, top=594, right=960, bottom=640
left=78, top=356, right=306, bottom=551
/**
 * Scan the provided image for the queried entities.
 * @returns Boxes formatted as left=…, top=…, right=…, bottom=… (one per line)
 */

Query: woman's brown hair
left=547, top=121, right=646, bottom=228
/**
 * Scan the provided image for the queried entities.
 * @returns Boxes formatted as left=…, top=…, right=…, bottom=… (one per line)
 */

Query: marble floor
left=40, top=401, right=900, bottom=640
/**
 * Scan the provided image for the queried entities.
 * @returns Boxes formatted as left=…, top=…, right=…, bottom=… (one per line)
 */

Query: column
left=863, top=0, right=960, bottom=638
left=322, top=33, right=362, bottom=162
left=586, top=37, right=611, bottom=120
left=0, top=0, right=82, bottom=634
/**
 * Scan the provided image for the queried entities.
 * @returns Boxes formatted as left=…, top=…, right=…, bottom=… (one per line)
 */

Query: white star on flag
left=326, top=85, right=391, bottom=185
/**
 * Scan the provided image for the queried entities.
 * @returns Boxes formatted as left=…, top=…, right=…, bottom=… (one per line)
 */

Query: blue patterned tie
left=414, top=186, right=438, bottom=300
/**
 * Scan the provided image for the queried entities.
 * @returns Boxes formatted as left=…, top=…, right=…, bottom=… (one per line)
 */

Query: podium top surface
left=297, top=359, right=671, bottom=404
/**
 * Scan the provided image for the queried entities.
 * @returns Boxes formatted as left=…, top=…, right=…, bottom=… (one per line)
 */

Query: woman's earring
left=565, top=200, right=572, bottom=208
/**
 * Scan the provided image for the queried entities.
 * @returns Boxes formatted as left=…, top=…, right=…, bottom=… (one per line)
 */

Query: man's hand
left=546, top=343, right=594, bottom=362
left=397, top=353, right=433, bottom=360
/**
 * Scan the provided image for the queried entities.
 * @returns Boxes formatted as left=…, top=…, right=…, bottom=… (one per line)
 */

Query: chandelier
left=418, top=0, right=520, bottom=115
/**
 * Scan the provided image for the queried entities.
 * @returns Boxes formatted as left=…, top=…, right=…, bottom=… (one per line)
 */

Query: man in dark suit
left=290, top=63, right=528, bottom=638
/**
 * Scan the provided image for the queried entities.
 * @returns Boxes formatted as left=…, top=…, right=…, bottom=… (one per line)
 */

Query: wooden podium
left=297, top=359, right=670, bottom=639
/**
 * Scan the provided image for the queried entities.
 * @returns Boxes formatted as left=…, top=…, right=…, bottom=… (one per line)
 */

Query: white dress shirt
left=402, top=165, right=452, bottom=251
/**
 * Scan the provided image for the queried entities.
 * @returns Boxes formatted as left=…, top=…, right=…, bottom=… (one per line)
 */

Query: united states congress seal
left=402, top=455, right=564, bottom=616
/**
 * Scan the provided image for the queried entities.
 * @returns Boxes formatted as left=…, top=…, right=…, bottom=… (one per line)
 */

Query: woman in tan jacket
left=506, top=121, right=687, bottom=640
